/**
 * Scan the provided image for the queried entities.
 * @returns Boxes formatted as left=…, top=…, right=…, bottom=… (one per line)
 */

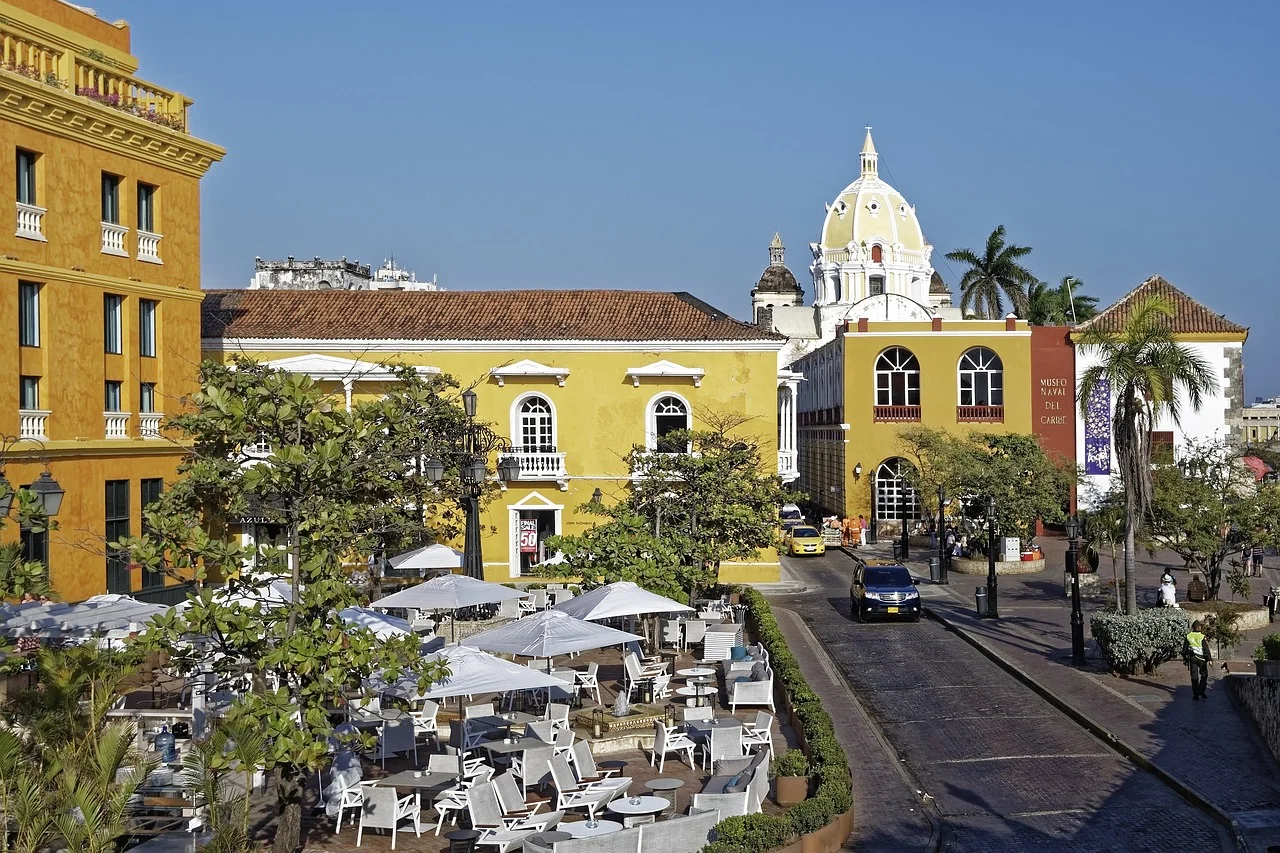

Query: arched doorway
left=874, top=458, right=921, bottom=536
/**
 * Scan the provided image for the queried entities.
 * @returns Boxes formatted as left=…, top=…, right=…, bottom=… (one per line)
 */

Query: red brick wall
left=1030, top=326, right=1076, bottom=509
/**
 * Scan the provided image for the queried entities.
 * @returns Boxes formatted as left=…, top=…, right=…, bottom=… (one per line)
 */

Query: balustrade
left=15, top=202, right=46, bottom=241
left=104, top=411, right=129, bottom=439
left=778, top=450, right=798, bottom=477
left=139, top=413, right=163, bottom=438
left=137, top=230, right=162, bottom=263
left=18, top=409, right=49, bottom=441
left=873, top=405, right=921, bottom=422
left=101, top=222, right=128, bottom=256
left=502, top=450, right=568, bottom=480
left=956, top=405, right=1004, bottom=423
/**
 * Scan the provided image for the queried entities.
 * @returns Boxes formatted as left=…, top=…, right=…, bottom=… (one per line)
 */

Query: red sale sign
left=519, top=520, right=539, bottom=553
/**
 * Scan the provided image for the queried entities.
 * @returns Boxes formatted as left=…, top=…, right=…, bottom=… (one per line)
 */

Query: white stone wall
left=1076, top=340, right=1241, bottom=504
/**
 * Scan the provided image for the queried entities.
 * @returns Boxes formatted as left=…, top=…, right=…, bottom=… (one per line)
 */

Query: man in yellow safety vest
left=1183, top=620, right=1213, bottom=701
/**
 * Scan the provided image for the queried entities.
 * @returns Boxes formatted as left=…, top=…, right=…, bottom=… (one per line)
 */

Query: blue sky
left=116, top=1, right=1279, bottom=395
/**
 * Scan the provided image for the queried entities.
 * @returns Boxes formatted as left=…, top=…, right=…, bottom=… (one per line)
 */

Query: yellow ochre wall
left=0, top=0, right=222, bottom=601
left=209, top=347, right=784, bottom=584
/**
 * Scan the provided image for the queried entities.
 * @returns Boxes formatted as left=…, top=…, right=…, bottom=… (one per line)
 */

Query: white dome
left=819, top=130, right=928, bottom=256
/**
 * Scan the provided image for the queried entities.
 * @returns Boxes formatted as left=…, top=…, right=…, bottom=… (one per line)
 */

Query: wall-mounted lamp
left=853, top=462, right=863, bottom=478
left=590, top=487, right=603, bottom=505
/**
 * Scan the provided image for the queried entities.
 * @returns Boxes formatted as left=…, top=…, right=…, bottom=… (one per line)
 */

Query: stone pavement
left=880, top=537, right=1280, bottom=852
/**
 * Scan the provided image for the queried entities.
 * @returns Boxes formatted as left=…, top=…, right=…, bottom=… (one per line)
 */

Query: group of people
left=822, top=515, right=868, bottom=547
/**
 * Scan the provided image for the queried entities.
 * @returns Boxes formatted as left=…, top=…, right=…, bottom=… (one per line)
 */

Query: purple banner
left=1084, top=378, right=1111, bottom=475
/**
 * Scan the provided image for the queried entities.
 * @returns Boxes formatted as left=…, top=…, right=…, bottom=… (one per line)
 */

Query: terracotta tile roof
left=1076, top=275, right=1248, bottom=337
left=201, top=289, right=783, bottom=343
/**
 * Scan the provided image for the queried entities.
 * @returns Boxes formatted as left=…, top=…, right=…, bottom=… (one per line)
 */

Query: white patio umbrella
left=552, top=581, right=693, bottom=621
left=462, top=608, right=642, bottom=659
left=0, top=594, right=171, bottom=645
left=339, top=606, right=414, bottom=640
left=371, top=574, right=529, bottom=641
left=388, top=543, right=463, bottom=574
left=417, top=644, right=567, bottom=700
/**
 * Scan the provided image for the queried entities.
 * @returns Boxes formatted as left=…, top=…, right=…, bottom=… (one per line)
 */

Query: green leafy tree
left=1027, top=276, right=1100, bottom=325
left=121, top=358, right=467, bottom=853
left=543, top=412, right=793, bottom=602
left=0, top=482, right=54, bottom=601
left=945, top=225, right=1037, bottom=319
left=1143, top=437, right=1280, bottom=599
left=1077, top=295, right=1219, bottom=614
left=899, top=427, right=1073, bottom=547
left=1081, top=486, right=1126, bottom=610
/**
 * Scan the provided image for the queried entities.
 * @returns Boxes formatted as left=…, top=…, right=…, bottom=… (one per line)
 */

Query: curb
left=924, top=602, right=1243, bottom=849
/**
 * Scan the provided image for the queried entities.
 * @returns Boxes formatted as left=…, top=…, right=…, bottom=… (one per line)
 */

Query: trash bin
left=1269, top=587, right=1280, bottom=623
left=929, top=558, right=941, bottom=583
left=892, top=542, right=903, bottom=560
left=975, top=587, right=989, bottom=618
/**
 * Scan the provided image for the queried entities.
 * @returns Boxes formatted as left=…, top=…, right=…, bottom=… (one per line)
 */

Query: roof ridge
left=1077, top=275, right=1246, bottom=336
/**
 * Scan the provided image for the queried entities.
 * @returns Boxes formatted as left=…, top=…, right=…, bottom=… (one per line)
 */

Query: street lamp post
left=424, top=390, right=519, bottom=580
left=937, top=486, right=949, bottom=584
left=0, top=436, right=65, bottom=519
left=985, top=496, right=999, bottom=618
left=899, top=488, right=910, bottom=560
left=1066, top=514, right=1085, bottom=665
left=868, top=479, right=878, bottom=545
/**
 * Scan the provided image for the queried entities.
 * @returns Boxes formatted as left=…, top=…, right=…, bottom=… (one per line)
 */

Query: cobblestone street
left=768, top=550, right=1235, bottom=852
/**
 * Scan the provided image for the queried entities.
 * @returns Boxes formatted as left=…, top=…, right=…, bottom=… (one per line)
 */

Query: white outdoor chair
left=468, top=781, right=563, bottom=853
left=576, top=662, right=600, bottom=704
left=518, top=596, right=537, bottom=616
left=701, top=726, right=744, bottom=771
left=499, top=597, right=523, bottom=619
left=533, top=590, right=549, bottom=611
left=550, top=728, right=575, bottom=760
left=543, top=702, right=571, bottom=729
left=527, top=720, right=557, bottom=743
left=650, top=721, right=696, bottom=773
left=411, top=701, right=439, bottom=743
left=355, top=786, right=420, bottom=849
left=466, top=702, right=497, bottom=720
left=367, top=718, right=417, bottom=769
left=682, top=620, right=707, bottom=650
left=569, top=740, right=630, bottom=793
left=651, top=674, right=672, bottom=700
left=334, top=780, right=375, bottom=832
left=432, top=784, right=470, bottom=835
left=549, top=754, right=629, bottom=819
left=493, top=770, right=546, bottom=818
left=682, top=706, right=713, bottom=723
left=662, top=619, right=683, bottom=649
left=727, top=668, right=775, bottom=713
left=511, top=743, right=554, bottom=796
left=742, top=711, right=774, bottom=759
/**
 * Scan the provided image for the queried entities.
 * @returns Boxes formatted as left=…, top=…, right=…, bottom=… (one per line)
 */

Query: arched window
left=875, top=458, right=921, bottom=522
left=516, top=395, right=555, bottom=452
left=874, top=347, right=920, bottom=406
left=651, top=395, right=690, bottom=453
left=958, top=347, right=1004, bottom=407
left=871, top=244, right=883, bottom=263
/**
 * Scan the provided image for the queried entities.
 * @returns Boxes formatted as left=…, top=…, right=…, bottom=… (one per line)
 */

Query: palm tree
left=1026, top=280, right=1066, bottom=325
left=945, top=225, right=1037, bottom=319
left=1076, top=296, right=1218, bottom=614
left=1057, top=276, right=1099, bottom=323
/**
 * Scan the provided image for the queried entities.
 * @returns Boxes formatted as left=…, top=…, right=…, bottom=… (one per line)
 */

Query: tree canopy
left=1026, top=276, right=1100, bottom=325
left=945, top=225, right=1037, bottom=319
left=121, top=358, right=471, bottom=852
left=541, top=412, right=794, bottom=602
left=0, top=483, right=53, bottom=601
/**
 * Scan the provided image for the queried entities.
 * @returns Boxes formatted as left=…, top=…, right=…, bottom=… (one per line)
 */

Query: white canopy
left=552, top=581, right=693, bottom=621
left=371, top=573, right=527, bottom=611
left=417, top=644, right=566, bottom=700
left=0, top=594, right=171, bottom=642
left=389, top=544, right=464, bottom=572
left=462, top=609, right=642, bottom=658
left=339, top=607, right=414, bottom=640
left=177, top=577, right=294, bottom=612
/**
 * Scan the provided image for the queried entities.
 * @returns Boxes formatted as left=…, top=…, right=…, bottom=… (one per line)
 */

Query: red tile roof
left=1076, top=275, right=1247, bottom=337
left=201, top=289, right=783, bottom=343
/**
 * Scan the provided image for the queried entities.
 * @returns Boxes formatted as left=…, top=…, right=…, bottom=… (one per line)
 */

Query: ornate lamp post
left=1065, top=514, right=1085, bottom=665
left=424, top=390, right=519, bottom=580
left=937, top=486, right=949, bottom=584
left=985, top=496, right=1000, bottom=619
left=867, top=478, right=878, bottom=545
left=899, top=487, right=910, bottom=560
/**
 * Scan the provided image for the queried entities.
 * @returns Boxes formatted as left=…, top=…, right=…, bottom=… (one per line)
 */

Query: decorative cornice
left=0, top=72, right=224, bottom=178
left=0, top=257, right=205, bottom=303
left=205, top=337, right=783, bottom=353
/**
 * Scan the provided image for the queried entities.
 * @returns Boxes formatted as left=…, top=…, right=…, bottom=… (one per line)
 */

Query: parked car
left=787, top=526, right=826, bottom=557
left=780, top=503, right=804, bottom=522
left=849, top=558, right=920, bottom=622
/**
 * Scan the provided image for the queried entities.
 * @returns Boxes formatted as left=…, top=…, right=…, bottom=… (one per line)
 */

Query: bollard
left=975, top=587, right=989, bottom=618
left=929, top=558, right=941, bottom=583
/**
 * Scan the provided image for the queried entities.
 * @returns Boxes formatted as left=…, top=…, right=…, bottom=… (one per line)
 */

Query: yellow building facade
left=201, top=288, right=788, bottom=583
left=793, top=316, right=1033, bottom=532
left=0, top=0, right=223, bottom=601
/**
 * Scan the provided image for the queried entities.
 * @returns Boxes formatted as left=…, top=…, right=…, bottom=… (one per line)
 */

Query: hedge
left=702, top=587, right=853, bottom=853
left=1090, top=608, right=1191, bottom=675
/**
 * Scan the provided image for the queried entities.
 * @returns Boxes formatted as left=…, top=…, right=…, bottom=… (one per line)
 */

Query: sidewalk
left=876, top=538, right=1280, bottom=852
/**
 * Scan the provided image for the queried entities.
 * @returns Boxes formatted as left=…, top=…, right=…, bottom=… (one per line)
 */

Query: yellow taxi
left=786, top=525, right=826, bottom=557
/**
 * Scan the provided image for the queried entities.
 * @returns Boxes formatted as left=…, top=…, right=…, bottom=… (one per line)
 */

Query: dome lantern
left=860, top=126, right=878, bottom=178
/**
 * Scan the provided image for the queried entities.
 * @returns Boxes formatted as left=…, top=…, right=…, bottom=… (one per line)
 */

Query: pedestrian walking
left=1251, top=545, right=1265, bottom=577
left=1183, top=620, right=1213, bottom=700
left=843, top=515, right=858, bottom=547
left=857, top=514, right=867, bottom=547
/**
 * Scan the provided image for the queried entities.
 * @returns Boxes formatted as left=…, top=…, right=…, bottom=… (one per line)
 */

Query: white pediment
left=509, top=491, right=563, bottom=509
left=265, top=354, right=440, bottom=381
left=489, top=359, right=569, bottom=387
left=626, top=360, right=705, bottom=388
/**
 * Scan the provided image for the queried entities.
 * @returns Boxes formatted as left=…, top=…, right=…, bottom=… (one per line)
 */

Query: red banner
left=519, top=519, right=539, bottom=553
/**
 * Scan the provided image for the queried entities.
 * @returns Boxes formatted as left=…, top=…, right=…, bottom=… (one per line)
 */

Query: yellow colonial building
left=201, top=288, right=789, bottom=583
left=0, top=0, right=224, bottom=601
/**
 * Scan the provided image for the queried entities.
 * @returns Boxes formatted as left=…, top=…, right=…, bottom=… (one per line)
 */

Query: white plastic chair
left=742, top=712, right=774, bottom=759
left=334, top=780, right=374, bottom=832
left=575, top=662, right=600, bottom=704
left=355, top=786, right=420, bottom=849
left=650, top=721, right=696, bottom=773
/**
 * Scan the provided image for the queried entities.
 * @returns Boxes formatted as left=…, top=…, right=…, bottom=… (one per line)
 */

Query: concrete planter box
left=951, top=557, right=1046, bottom=576
left=1183, top=604, right=1270, bottom=632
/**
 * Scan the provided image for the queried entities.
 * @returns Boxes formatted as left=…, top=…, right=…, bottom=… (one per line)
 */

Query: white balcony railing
left=18, top=409, right=50, bottom=441
left=16, top=202, right=47, bottom=241
left=502, top=450, right=568, bottom=481
left=139, top=413, right=163, bottom=438
left=778, top=450, right=798, bottom=478
left=137, top=230, right=162, bottom=263
left=101, top=222, right=128, bottom=256
left=104, top=411, right=129, bottom=439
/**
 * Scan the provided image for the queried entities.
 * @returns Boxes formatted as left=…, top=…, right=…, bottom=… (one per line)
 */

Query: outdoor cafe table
left=373, top=771, right=457, bottom=801
left=675, top=678, right=716, bottom=707
left=607, top=795, right=669, bottom=826
left=560, top=819, right=624, bottom=837
left=676, top=667, right=714, bottom=679
left=477, top=735, right=545, bottom=758
left=684, top=716, right=742, bottom=742
left=469, top=711, right=540, bottom=730
left=349, top=709, right=411, bottom=728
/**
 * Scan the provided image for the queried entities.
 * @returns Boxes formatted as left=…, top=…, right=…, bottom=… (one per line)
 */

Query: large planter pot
left=775, top=775, right=808, bottom=806
left=1255, top=659, right=1280, bottom=678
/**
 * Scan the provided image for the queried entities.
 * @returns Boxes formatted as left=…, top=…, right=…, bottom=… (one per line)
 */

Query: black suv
left=849, top=558, right=921, bottom=622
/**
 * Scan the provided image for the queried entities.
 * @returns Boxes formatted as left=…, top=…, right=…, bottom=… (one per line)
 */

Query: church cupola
left=751, top=232, right=804, bottom=328
left=860, top=126, right=878, bottom=179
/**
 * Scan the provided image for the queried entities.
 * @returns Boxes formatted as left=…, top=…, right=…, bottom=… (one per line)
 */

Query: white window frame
left=507, top=492, right=564, bottom=579
left=139, top=299, right=157, bottom=358
left=646, top=392, right=692, bottom=452
left=874, top=347, right=920, bottom=406
left=511, top=392, right=557, bottom=452
left=875, top=458, right=921, bottom=522
left=958, top=347, right=1004, bottom=407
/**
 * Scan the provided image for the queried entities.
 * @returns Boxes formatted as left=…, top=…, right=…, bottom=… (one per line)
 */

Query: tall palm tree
left=1077, top=295, right=1218, bottom=614
left=945, top=225, right=1037, bottom=319
left=1027, top=276, right=1101, bottom=325
left=1057, top=276, right=1099, bottom=323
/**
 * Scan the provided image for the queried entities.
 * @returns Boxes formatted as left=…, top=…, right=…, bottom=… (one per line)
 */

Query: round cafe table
left=607, top=796, right=669, bottom=827
left=644, top=777, right=685, bottom=813
left=560, top=819, right=624, bottom=837
left=677, top=667, right=714, bottom=679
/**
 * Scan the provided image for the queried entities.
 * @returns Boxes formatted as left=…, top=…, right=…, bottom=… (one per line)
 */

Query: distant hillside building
left=249, top=257, right=441, bottom=291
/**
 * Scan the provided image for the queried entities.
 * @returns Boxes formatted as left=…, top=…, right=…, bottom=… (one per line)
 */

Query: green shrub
left=1254, top=633, right=1280, bottom=661
left=770, top=749, right=810, bottom=778
left=1090, top=608, right=1190, bottom=675
left=708, top=813, right=794, bottom=852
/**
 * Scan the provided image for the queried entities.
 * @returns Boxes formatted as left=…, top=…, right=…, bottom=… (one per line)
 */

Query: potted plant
left=1253, top=633, right=1280, bottom=678
left=771, top=748, right=810, bottom=806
